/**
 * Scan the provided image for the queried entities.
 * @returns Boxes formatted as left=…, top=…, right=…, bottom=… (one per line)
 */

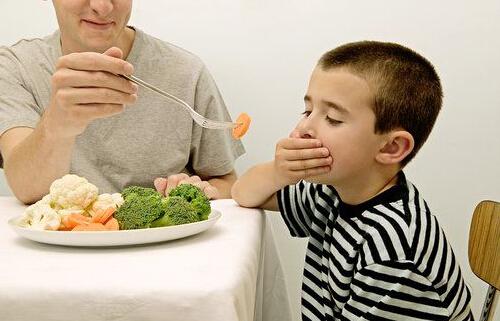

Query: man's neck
left=60, top=26, right=135, bottom=58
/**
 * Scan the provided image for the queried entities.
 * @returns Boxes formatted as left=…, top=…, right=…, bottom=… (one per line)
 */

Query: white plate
left=8, top=210, right=221, bottom=247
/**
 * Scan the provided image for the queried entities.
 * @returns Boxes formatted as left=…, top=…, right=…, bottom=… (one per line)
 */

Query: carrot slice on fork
left=232, top=113, right=251, bottom=139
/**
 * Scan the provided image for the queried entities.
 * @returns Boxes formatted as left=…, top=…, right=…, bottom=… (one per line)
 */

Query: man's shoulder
left=137, top=29, right=204, bottom=69
left=0, top=31, right=58, bottom=67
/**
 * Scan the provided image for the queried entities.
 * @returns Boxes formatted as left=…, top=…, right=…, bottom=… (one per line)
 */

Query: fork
left=122, top=74, right=239, bottom=130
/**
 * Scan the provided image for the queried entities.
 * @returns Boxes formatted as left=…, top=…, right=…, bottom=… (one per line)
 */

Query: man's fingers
left=71, top=104, right=125, bottom=119
left=204, top=185, right=219, bottom=200
left=165, top=173, right=190, bottom=194
left=178, top=175, right=201, bottom=186
left=57, top=87, right=137, bottom=106
left=103, top=47, right=123, bottom=59
left=154, top=177, right=168, bottom=195
left=56, top=51, right=134, bottom=76
left=52, top=69, right=138, bottom=94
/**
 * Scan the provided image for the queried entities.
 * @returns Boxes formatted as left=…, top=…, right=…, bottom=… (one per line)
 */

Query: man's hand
left=272, top=136, right=332, bottom=189
left=154, top=174, right=219, bottom=200
left=44, top=47, right=138, bottom=138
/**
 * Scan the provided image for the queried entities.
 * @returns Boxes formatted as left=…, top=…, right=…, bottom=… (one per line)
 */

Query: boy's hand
left=272, top=136, right=332, bottom=188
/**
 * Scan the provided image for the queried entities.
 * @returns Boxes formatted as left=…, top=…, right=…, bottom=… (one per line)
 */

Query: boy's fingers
left=278, top=137, right=322, bottom=150
left=287, top=157, right=332, bottom=171
left=282, top=147, right=330, bottom=161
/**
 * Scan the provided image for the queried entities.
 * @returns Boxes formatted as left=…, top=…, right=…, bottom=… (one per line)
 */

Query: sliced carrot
left=232, top=113, right=251, bottom=139
left=72, top=223, right=107, bottom=231
left=104, top=218, right=119, bottom=231
left=58, top=225, right=72, bottom=231
left=91, top=207, right=116, bottom=224
left=62, top=214, right=91, bottom=229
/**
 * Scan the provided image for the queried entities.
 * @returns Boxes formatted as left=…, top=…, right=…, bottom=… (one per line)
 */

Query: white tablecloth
left=0, top=197, right=292, bottom=321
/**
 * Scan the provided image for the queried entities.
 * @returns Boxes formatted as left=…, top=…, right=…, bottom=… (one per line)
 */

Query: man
left=0, top=0, right=244, bottom=204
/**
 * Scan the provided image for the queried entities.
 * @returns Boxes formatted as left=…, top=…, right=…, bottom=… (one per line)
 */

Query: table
left=0, top=197, right=292, bottom=321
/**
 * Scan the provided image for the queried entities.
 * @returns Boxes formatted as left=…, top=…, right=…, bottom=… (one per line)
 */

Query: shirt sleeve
left=277, top=180, right=320, bottom=238
left=0, top=47, right=42, bottom=167
left=188, top=65, right=245, bottom=177
left=340, top=261, right=474, bottom=321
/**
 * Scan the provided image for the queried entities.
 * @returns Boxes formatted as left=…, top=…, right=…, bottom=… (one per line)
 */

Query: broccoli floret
left=150, top=196, right=199, bottom=227
left=115, top=192, right=165, bottom=230
left=168, top=184, right=211, bottom=221
left=121, top=186, right=158, bottom=199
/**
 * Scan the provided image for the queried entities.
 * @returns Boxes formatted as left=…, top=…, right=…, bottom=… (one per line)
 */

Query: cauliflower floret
left=49, top=174, right=98, bottom=210
left=90, top=193, right=124, bottom=213
left=18, top=202, right=61, bottom=231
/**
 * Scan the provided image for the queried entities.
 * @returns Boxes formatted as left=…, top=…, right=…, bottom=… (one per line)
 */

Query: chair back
left=468, top=200, right=500, bottom=321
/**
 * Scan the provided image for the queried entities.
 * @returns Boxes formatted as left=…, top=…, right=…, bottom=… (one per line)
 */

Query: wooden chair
left=468, top=200, right=500, bottom=321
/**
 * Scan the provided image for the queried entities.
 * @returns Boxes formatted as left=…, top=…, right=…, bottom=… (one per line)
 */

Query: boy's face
left=52, top=0, right=133, bottom=53
left=294, top=67, right=386, bottom=187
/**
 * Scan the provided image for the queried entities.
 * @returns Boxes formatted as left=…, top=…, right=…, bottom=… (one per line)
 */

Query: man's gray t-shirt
left=0, top=28, right=245, bottom=193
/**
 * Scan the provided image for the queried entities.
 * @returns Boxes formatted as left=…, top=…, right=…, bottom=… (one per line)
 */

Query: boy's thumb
left=103, top=47, right=123, bottom=59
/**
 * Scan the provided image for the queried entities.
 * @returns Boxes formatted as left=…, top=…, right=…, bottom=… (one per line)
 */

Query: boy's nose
left=294, top=121, right=316, bottom=139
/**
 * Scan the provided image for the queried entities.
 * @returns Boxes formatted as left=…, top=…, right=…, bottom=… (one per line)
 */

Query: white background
left=1, top=1, right=499, bottom=319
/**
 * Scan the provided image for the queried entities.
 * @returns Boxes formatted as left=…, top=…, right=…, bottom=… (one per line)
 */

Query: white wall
left=1, top=1, right=499, bottom=319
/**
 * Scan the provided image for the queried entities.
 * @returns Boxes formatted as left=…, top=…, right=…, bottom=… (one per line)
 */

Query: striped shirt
left=277, top=172, right=473, bottom=321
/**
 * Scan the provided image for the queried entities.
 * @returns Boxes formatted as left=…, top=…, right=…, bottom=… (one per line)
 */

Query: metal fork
left=122, top=74, right=238, bottom=130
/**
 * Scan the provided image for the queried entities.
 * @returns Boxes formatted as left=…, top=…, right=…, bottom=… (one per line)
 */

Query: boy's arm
left=231, top=162, right=280, bottom=211
left=344, top=261, right=473, bottom=320
left=232, top=137, right=332, bottom=211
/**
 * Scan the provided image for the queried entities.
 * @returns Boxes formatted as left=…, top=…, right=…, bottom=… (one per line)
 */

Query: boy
left=232, top=41, right=473, bottom=320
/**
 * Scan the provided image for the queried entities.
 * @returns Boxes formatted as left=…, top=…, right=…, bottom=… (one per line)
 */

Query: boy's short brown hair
left=318, top=41, right=442, bottom=165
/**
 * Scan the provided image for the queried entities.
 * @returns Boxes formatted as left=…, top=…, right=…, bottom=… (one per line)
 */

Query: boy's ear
left=376, top=130, right=414, bottom=165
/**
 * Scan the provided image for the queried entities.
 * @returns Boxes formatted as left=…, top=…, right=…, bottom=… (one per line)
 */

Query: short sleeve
left=188, top=66, right=245, bottom=177
left=341, top=261, right=474, bottom=320
left=0, top=47, right=43, bottom=167
left=277, top=180, right=319, bottom=238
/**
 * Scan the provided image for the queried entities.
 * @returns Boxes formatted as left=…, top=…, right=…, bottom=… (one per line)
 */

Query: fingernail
left=131, top=83, right=138, bottom=92
left=124, top=63, right=134, bottom=75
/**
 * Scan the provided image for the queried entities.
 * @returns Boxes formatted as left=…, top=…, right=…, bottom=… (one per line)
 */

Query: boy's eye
left=326, top=116, right=343, bottom=125
left=301, top=110, right=312, bottom=117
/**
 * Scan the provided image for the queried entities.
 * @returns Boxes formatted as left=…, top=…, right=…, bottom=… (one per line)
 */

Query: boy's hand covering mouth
left=272, top=136, right=332, bottom=189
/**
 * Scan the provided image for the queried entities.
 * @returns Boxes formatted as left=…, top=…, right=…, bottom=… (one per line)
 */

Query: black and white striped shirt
left=277, top=172, right=473, bottom=321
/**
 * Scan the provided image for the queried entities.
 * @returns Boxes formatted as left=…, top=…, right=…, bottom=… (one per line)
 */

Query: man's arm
left=206, top=170, right=237, bottom=199
left=0, top=47, right=137, bottom=204
left=0, top=124, right=74, bottom=204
